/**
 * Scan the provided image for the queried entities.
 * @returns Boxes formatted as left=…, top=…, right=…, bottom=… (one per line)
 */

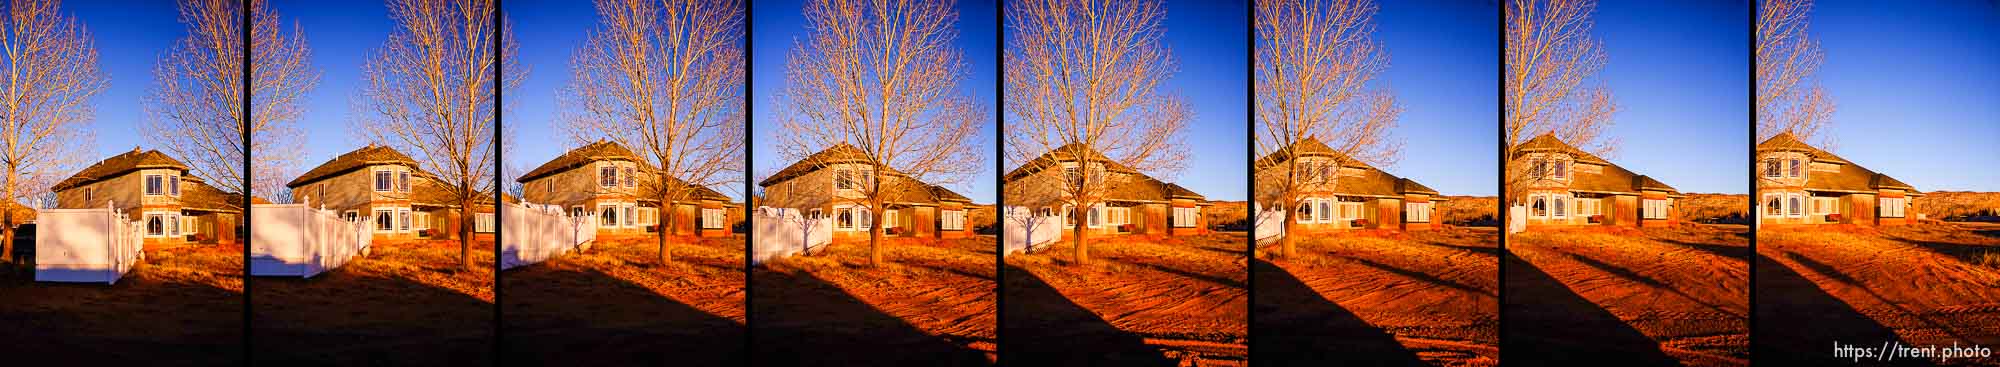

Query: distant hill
left=1678, top=193, right=1748, bottom=224
left=1915, top=191, right=2000, bottom=221
left=1207, top=201, right=1248, bottom=231
left=1437, top=196, right=1497, bottom=227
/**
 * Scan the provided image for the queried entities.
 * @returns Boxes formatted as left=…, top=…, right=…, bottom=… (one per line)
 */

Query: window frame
left=145, top=174, right=164, bottom=196
left=701, top=208, right=725, bottom=229
left=373, top=170, right=393, bottom=192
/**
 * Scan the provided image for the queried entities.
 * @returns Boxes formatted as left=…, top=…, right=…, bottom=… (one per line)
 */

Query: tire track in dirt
left=1759, top=225, right=2000, bottom=365
left=1259, top=229, right=1499, bottom=366
left=1509, top=226, right=1749, bottom=365
left=1005, top=233, right=1249, bottom=364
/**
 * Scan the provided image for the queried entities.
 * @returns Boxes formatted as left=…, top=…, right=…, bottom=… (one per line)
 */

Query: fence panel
left=1254, top=207, right=1286, bottom=243
left=1002, top=207, right=1062, bottom=256
left=752, top=207, right=829, bottom=265
left=35, top=204, right=143, bottom=284
left=250, top=203, right=370, bottom=277
left=501, top=202, right=594, bottom=269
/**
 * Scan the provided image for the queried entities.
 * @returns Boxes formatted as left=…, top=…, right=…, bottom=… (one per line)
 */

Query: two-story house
left=1003, top=144, right=1209, bottom=237
left=1510, top=134, right=1682, bottom=229
left=1253, top=137, right=1442, bottom=232
left=759, top=143, right=975, bottom=240
left=1756, top=132, right=1919, bottom=226
left=286, top=145, right=497, bottom=240
left=516, top=140, right=739, bottom=237
left=52, top=148, right=243, bottom=245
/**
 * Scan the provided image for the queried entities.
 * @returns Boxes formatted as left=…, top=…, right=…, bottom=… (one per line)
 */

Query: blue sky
left=1592, top=0, right=1750, bottom=194
left=1374, top=0, right=1498, bottom=196
left=1809, top=0, right=2000, bottom=191
left=266, top=1, right=395, bottom=174
left=1154, top=0, right=1250, bottom=201
left=752, top=0, right=998, bottom=203
left=68, top=1, right=184, bottom=159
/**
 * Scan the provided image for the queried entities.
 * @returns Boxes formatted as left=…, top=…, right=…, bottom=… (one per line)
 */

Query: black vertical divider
left=1746, top=0, right=1759, bottom=358
left=1495, top=1, right=1508, bottom=361
left=993, top=0, right=1006, bottom=365
left=1243, top=0, right=1256, bottom=363
left=240, top=0, right=255, bottom=365
left=491, top=1, right=505, bottom=366
left=741, top=1, right=756, bottom=366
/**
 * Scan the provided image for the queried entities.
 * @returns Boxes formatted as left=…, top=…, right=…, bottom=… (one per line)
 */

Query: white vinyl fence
left=35, top=203, right=144, bottom=284
left=501, top=202, right=596, bottom=269
left=1002, top=206, right=1061, bottom=256
left=1254, top=203, right=1286, bottom=244
left=250, top=203, right=373, bottom=278
left=751, top=207, right=829, bottom=265
left=1508, top=205, right=1527, bottom=234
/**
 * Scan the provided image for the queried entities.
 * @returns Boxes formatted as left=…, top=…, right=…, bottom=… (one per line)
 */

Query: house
left=1756, top=132, right=1920, bottom=226
left=1252, top=137, right=1443, bottom=232
left=758, top=143, right=975, bottom=240
left=51, top=148, right=242, bottom=245
left=286, top=145, right=497, bottom=240
left=1509, top=134, right=1682, bottom=228
left=1002, top=144, right=1209, bottom=237
left=516, top=140, right=740, bottom=237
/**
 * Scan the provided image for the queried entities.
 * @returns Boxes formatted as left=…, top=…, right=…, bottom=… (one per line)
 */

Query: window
left=181, top=216, right=197, bottom=235
left=857, top=207, right=873, bottom=229
left=1644, top=199, right=1669, bottom=219
left=639, top=208, right=658, bottom=225
left=622, top=205, right=636, bottom=227
left=623, top=167, right=635, bottom=187
left=1107, top=207, right=1129, bottom=225
left=809, top=208, right=824, bottom=220
left=169, top=174, right=181, bottom=196
left=398, top=209, right=411, bottom=231
left=84, top=188, right=92, bottom=202
left=1318, top=200, right=1334, bottom=223
left=1552, top=196, right=1567, bottom=218
left=1295, top=201, right=1313, bottom=223
left=1553, top=161, right=1567, bottom=179
left=600, top=166, right=617, bottom=187
left=165, top=213, right=180, bottom=236
left=570, top=206, right=585, bottom=217
left=413, top=212, right=430, bottom=230
left=882, top=209, right=899, bottom=229
left=1035, top=207, right=1051, bottom=218
left=1406, top=202, right=1432, bottom=223
left=1063, top=166, right=1081, bottom=188
left=941, top=210, right=965, bottom=231
left=836, top=169, right=856, bottom=189
left=145, top=174, right=164, bottom=195
left=836, top=207, right=855, bottom=229
left=1880, top=197, right=1907, bottom=218
left=1812, top=197, right=1840, bottom=215
left=398, top=171, right=410, bottom=192
left=343, top=211, right=359, bottom=221
left=1764, top=159, right=1780, bottom=178
left=375, top=209, right=394, bottom=231
left=146, top=214, right=164, bottom=236
left=1172, top=207, right=1199, bottom=228
left=1062, top=205, right=1076, bottom=228
left=1787, top=195, right=1803, bottom=217
left=702, top=208, right=725, bottom=229
left=1788, top=159, right=1802, bottom=178
left=1577, top=198, right=1598, bottom=217
left=374, top=170, right=392, bottom=192
left=475, top=213, right=495, bottom=233
left=600, top=205, right=619, bottom=227
left=1087, top=206, right=1101, bottom=228
left=1531, top=195, right=1548, bottom=218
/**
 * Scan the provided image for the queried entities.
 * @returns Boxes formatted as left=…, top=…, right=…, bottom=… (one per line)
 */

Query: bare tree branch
left=0, top=0, right=105, bottom=262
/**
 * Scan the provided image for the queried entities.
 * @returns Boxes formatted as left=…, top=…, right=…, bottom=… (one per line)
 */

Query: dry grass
left=251, top=239, right=495, bottom=366
left=1756, top=223, right=2000, bottom=365
left=753, top=236, right=997, bottom=366
left=1003, top=233, right=1247, bottom=366
left=1254, top=227, right=1499, bottom=366
left=1916, top=191, right=2000, bottom=221
left=1209, top=201, right=1250, bottom=230
left=1679, top=193, right=1749, bottom=224
left=1438, top=196, right=1498, bottom=226
left=0, top=242, right=243, bottom=366
left=1507, top=225, right=1749, bottom=366
left=501, top=235, right=745, bottom=365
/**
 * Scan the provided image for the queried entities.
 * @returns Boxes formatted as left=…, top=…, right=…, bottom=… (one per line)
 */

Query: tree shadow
left=1334, top=255, right=1494, bottom=297
left=752, top=268, right=987, bottom=366
left=500, top=264, right=744, bottom=366
left=1000, top=263, right=1172, bottom=366
left=1503, top=251, right=1679, bottom=365
left=1250, top=259, right=1422, bottom=366
left=1121, top=259, right=1244, bottom=289
left=1653, top=238, right=1751, bottom=260
left=250, top=270, right=491, bottom=366
left=1412, top=239, right=1501, bottom=256
left=1754, top=251, right=1921, bottom=365
left=0, top=265, right=243, bottom=367
left=1561, top=252, right=1743, bottom=319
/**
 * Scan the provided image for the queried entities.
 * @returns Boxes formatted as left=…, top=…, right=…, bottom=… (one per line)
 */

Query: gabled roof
left=53, top=148, right=190, bottom=191
left=1758, top=133, right=1918, bottom=194
left=1255, top=137, right=1440, bottom=197
left=1005, top=144, right=1204, bottom=202
left=287, top=145, right=419, bottom=188
left=516, top=140, right=647, bottom=183
left=759, top=143, right=871, bottom=187
left=1510, top=133, right=1679, bottom=195
left=179, top=177, right=244, bottom=213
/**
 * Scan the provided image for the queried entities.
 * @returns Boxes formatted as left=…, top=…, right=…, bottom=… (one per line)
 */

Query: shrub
left=1118, top=223, right=1136, bottom=232
left=416, top=229, right=431, bottom=237
left=886, top=227, right=906, bottom=236
left=646, top=225, right=659, bottom=233
left=1588, top=215, right=1604, bottom=224
left=1351, top=219, right=1371, bottom=228
left=1826, top=214, right=1844, bottom=222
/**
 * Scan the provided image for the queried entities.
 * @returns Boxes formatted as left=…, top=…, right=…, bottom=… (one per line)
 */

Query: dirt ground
left=1757, top=222, right=2000, bottom=366
left=752, top=236, right=997, bottom=366
left=1505, top=224, right=1750, bottom=366
left=1253, top=227, right=1500, bottom=367
left=0, top=242, right=244, bottom=366
left=250, top=239, right=494, bottom=366
left=501, top=234, right=746, bottom=365
left=1003, top=232, right=1248, bottom=366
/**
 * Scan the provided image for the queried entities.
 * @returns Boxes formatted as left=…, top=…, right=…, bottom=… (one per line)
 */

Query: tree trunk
left=3, top=175, right=16, bottom=264
left=658, top=198, right=674, bottom=264
left=868, top=198, right=883, bottom=266
left=1281, top=196, right=1296, bottom=259
left=1072, top=205, right=1088, bottom=264
left=459, top=198, right=472, bottom=271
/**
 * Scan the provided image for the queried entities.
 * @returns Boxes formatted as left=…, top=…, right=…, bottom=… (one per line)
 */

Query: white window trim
left=398, top=209, right=412, bottom=232
left=413, top=212, right=430, bottom=230
left=1405, top=202, right=1432, bottom=223
left=701, top=208, right=725, bottom=229
left=599, top=204, right=620, bottom=228
left=1172, top=206, right=1199, bottom=228
left=145, top=174, right=164, bottom=196
left=373, top=169, right=393, bottom=192
left=1786, top=193, right=1805, bottom=218
left=1295, top=200, right=1313, bottom=223
left=475, top=212, right=495, bottom=233
left=1880, top=197, right=1906, bottom=218
left=1317, top=200, right=1334, bottom=224
left=1551, top=194, right=1570, bottom=219
left=1530, top=194, right=1549, bottom=219
left=884, top=209, right=901, bottom=229
left=181, top=215, right=197, bottom=235
left=1643, top=199, right=1670, bottom=220
left=941, top=210, right=965, bottom=231
left=374, top=208, right=396, bottom=231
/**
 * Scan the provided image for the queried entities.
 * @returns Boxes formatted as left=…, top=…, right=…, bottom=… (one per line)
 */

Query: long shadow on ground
left=1502, top=251, right=1679, bottom=365
left=501, top=264, right=743, bottom=366
left=1753, top=251, right=1919, bottom=365
left=251, top=270, right=491, bottom=366
left=0, top=263, right=243, bottom=367
left=1000, top=263, right=1173, bottom=366
left=752, top=268, right=987, bottom=366
left=1250, top=259, right=1422, bottom=366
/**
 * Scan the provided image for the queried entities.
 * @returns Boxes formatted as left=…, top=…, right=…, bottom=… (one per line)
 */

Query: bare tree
left=560, top=0, right=742, bottom=265
left=354, top=0, right=518, bottom=270
left=147, top=0, right=313, bottom=205
left=0, top=0, right=105, bottom=263
left=1006, top=0, right=1188, bottom=265
left=1504, top=0, right=1617, bottom=206
left=777, top=0, right=984, bottom=267
left=1254, top=0, right=1401, bottom=259
left=1756, top=0, right=1833, bottom=145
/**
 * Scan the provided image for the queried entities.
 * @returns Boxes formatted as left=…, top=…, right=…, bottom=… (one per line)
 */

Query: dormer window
left=398, top=171, right=410, bottom=192
left=599, top=166, right=617, bottom=188
left=145, top=174, right=164, bottom=195
left=374, top=170, right=393, bottom=192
